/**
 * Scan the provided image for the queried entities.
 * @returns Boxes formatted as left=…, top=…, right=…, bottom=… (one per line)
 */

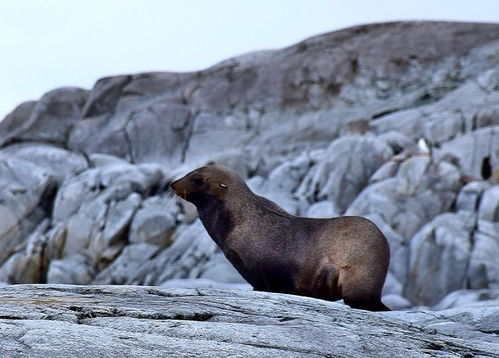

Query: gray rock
left=56, top=22, right=499, bottom=167
left=0, top=285, right=497, bottom=357
left=128, top=221, right=220, bottom=285
left=129, top=196, right=177, bottom=246
left=467, top=220, right=499, bottom=289
left=478, top=185, right=499, bottom=221
left=0, top=143, right=88, bottom=183
left=197, top=252, right=246, bottom=284
left=382, top=272, right=403, bottom=296
left=47, top=252, right=97, bottom=284
left=382, top=294, right=412, bottom=310
left=125, top=100, right=193, bottom=165
left=348, top=156, right=461, bottom=240
left=405, top=212, right=476, bottom=306
left=0, top=101, right=37, bottom=144
left=0, top=87, right=88, bottom=147
left=250, top=152, right=313, bottom=214
left=93, top=243, right=161, bottom=285
left=456, top=181, right=491, bottom=212
left=372, top=81, right=499, bottom=145
left=160, top=278, right=252, bottom=290
left=52, top=161, right=164, bottom=262
left=433, top=288, right=499, bottom=310
left=82, top=75, right=132, bottom=117
left=306, top=200, right=339, bottom=218
left=387, top=305, right=499, bottom=345
left=0, top=220, right=49, bottom=283
left=439, top=125, right=499, bottom=177
left=366, top=214, right=409, bottom=286
left=0, top=155, right=55, bottom=265
left=296, top=135, right=392, bottom=212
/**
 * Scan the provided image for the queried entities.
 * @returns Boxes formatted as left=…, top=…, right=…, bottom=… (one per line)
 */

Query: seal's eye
left=219, top=183, right=227, bottom=189
left=190, top=174, right=204, bottom=185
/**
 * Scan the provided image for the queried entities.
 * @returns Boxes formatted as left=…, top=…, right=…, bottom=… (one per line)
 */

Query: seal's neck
left=197, top=199, right=235, bottom=249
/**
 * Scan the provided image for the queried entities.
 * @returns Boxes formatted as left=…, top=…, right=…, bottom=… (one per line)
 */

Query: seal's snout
left=170, top=178, right=187, bottom=199
left=170, top=179, right=180, bottom=195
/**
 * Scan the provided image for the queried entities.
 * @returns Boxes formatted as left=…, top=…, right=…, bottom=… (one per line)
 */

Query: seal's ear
left=219, top=183, right=228, bottom=189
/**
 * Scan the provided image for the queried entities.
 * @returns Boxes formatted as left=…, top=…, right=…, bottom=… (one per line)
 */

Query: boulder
left=405, top=212, right=475, bottom=306
left=467, top=220, right=499, bottom=289
left=347, top=156, right=461, bottom=240
left=296, top=135, right=392, bottom=212
left=0, top=88, right=88, bottom=147
left=0, top=155, right=56, bottom=265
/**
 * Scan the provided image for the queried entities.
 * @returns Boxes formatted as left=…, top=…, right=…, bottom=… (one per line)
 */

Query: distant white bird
left=416, top=137, right=434, bottom=163
left=417, top=137, right=430, bottom=154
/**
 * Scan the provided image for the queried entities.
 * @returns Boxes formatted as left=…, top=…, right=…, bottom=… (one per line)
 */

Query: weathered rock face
left=0, top=285, right=498, bottom=357
left=0, top=21, right=499, bottom=311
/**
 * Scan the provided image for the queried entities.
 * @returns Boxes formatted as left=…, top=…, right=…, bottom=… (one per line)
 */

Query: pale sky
left=1, top=0, right=498, bottom=119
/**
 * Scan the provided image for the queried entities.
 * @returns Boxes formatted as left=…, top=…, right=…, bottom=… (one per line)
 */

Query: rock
left=382, top=294, right=412, bottom=310
left=467, top=220, right=499, bottom=289
left=405, top=212, right=476, bottom=306
left=128, top=221, right=221, bottom=286
left=0, top=88, right=88, bottom=147
left=82, top=75, right=132, bottom=117
left=296, top=135, right=392, bottom=212
left=196, top=252, right=246, bottom=284
left=382, top=272, right=403, bottom=296
left=388, top=305, right=499, bottom=346
left=250, top=153, right=313, bottom=214
left=433, top=288, right=499, bottom=309
left=0, top=155, right=56, bottom=265
left=0, top=285, right=498, bottom=357
left=456, top=181, right=491, bottom=212
left=366, top=214, right=409, bottom=287
left=478, top=185, right=499, bottom=221
left=0, top=220, right=49, bottom=283
left=160, top=279, right=252, bottom=290
left=0, top=101, right=37, bottom=145
left=55, top=22, right=499, bottom=167
left=92, top=243, right=161, bottom=285
left=0, top=143, right=88, bottom=183
left=89, top=192, right=142, bottom=260
left=125, top=100, right=193, bottom=166
left=348, top=156, right=461, bottom=240
left=47, top=252, right=97, bottom=284
left=129, top=196, right=177, bottom=246
left=372, top=81, right=499, bottom=145
left=439, top=125, right=499, bottom=177
left=306, top=200, right=339, bottom=218
left=51, top=162, right=164, bottom=261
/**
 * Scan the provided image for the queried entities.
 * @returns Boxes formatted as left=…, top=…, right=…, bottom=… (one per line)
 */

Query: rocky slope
left=0, top=21, right=498, bottom=313
left=0, top=285, right=498, bottom=357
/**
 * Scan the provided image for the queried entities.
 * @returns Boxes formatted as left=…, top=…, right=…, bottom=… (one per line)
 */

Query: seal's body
left=171, top=165, right=390, bottom=311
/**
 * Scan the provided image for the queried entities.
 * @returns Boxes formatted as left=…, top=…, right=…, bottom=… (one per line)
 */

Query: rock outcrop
left=0, top=21, right=498, bottom=312
left=0, top=285, right=498, bottom=357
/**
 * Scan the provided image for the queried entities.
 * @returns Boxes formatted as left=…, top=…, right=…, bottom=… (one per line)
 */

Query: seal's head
left=170, top=165, right=241, bottom=206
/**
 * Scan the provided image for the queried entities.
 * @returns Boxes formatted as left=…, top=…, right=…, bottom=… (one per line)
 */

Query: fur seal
left=171, top=165, right=390, bottom=311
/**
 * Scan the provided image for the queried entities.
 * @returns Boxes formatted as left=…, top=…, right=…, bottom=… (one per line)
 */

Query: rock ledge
left=0, top=284, right=497, bottom=357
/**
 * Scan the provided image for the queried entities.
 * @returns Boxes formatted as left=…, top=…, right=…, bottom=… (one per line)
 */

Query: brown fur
left=171, top=165, right=390, bottom=311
